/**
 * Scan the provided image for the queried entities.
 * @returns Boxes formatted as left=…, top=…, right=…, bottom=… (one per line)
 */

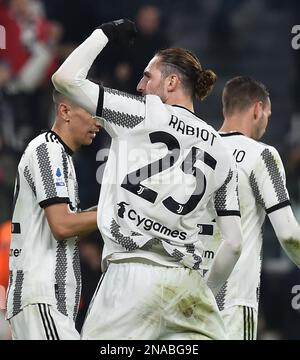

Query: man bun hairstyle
left=195, top=68, right=217, bottom=101
left=156, top=48, right=217, bottom=101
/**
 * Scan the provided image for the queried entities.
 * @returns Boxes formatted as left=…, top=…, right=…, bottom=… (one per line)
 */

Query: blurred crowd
left=1, top=0, right=300, bottom=339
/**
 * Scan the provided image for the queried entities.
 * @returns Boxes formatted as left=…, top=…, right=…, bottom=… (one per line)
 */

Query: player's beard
left=154, top=81, right=168, bottom=103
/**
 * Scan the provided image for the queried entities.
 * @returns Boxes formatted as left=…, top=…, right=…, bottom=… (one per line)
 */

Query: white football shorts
left=9, top=303, right=80, bottom=340
left=81, top=261, right=226, bottom=340
left=221, top=305, right=257, bottom=340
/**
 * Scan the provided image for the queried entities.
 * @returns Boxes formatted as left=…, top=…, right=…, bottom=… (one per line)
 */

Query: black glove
left=98, top=19, right=137, bottom=46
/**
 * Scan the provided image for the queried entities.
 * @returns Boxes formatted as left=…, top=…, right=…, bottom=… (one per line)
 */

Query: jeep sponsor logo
left=117, top=203, right=187, bottom=240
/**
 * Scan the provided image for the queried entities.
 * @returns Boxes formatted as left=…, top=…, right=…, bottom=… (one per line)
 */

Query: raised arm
left=52, top=20, right=137, bottom=115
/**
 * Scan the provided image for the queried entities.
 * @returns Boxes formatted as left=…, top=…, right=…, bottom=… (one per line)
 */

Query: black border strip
left=216, top=210, right=241, bottom=217
left=220, top=132, right=244, bottom=137
left=266, top=200, right=291, bottom=214
left=39, top=197, right=70, bottom=209
left=243, top=306, right=246, bottom=340
left=247, top=307, right=250, bottom=340
left=96, top=85, right=104, bottom=117
left=251, top=307, right=254, bottom=340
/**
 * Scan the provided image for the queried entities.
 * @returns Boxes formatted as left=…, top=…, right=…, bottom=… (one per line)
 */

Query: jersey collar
left=49, top=130, right=74, bottom=156
left=219, top=131, right=244, bottom=137
left=172, top=104, right=196, bottom=116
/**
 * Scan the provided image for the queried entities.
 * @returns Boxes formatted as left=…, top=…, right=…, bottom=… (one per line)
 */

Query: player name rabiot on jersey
left=168, top=115, right=217, bottom=146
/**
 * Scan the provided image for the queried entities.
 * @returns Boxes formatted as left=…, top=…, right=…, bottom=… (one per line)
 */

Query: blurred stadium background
left=1, top=0, right=300, bottom=340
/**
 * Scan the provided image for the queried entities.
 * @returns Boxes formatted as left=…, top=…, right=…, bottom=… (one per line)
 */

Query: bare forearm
left=45, top=204, right=98, bottom=240
left=61, top=211, right=98, bottom=239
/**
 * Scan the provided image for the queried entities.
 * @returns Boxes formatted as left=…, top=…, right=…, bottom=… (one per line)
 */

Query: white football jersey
left=200, top=132, right=290, bottom=310
left=6, top=131, right=81, bottom=321
left=95, top=87, right=240, bottom=270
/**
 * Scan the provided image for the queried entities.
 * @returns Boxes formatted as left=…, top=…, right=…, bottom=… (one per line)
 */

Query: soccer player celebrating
left=6, top=91, right=100, bottom=340
left=52, top=20, right=242, bottom=340
left=201, top=76, right=300, bottom=340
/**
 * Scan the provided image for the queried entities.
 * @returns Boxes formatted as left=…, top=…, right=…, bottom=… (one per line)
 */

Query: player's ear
left=253, top=101, right=263, bottom=121
left=167, top=74, right=179, bottom=92
left=58, top=102, right=71, bottom=122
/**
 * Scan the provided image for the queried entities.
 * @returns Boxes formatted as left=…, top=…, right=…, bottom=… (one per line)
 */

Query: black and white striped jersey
left=6, top=131, right=81, bottom=321
left=200, top=132, right=290, bottom=311
left=95, top=88, right=240, bottom=270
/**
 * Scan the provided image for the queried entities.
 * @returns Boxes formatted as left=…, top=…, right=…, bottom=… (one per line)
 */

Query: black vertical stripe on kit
left=243, top=306, right=246, bottom=340
left=249, top=171, right=266, bottom=209
left=36, top=143, right=57, bottom=199
left=214, top=169, right=233, bottom=211
left=215, top=281, right=227, bottom=311
left=72, top=242, right=81, bottom=321
left=96, top=85, right=104, bottom=117
left=42, top=304, right=57, bottom=340
left=247, top=307, right=251, bottom=340
left=55, top=240, right=68, bottom=317
left=38, top=304, right=50, bottom=340
left=12, top=270, right=24, bottom=316
left=251, top=307, right=254, bottom=340
left=61, top=149, right=69, bottom=192
left=261, top=148, right=288, bottom=203
left=74, top=178, right=80, bottom=210
left=46, top=304, right=60, bottom=340
left=24, top=165, right=37, bottom=197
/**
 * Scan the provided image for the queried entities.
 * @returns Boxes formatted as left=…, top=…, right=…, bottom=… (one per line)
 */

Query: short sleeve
left=250, top=146, right=290, bottom=214
left=96, top=86, right=146, bottom=138
left=28, top=141, right=71, bottom=208
left=214, top=162, right=241, bottom=217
